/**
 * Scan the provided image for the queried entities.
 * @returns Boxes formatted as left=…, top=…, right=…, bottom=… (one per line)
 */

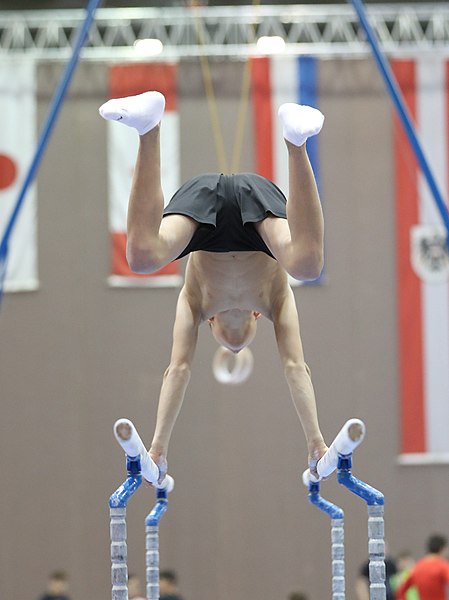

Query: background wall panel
left=0, top=56, right=447, bottom=600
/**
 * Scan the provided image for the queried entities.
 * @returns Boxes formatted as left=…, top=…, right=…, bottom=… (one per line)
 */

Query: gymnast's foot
left=98, top=91, right=165, bottom=136
left=278, top=103, right=324, bottom=147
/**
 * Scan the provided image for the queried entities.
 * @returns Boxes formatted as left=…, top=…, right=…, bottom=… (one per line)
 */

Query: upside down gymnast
left=99, top=90, right=328, bottom=481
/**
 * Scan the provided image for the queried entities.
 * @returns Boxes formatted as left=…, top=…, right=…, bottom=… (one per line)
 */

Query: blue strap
left=349, top=0, right=449, bottom=248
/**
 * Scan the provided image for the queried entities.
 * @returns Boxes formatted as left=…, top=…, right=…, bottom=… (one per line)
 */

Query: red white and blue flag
left=251, top=55, right=321, bottom=200
left=393, top=55, right=449, bottom=462
left=250, top=55, right=323, bottom=286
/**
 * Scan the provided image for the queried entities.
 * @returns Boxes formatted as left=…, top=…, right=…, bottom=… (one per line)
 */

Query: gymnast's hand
left=307, top=439, right=328, bottom=480
left=149, top=447, right=168, bottom=485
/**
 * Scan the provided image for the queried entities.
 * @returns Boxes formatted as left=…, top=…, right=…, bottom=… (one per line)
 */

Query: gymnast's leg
left=99, top=92, right=197, bottom=273
left=256, top=104, right=325, bottom=281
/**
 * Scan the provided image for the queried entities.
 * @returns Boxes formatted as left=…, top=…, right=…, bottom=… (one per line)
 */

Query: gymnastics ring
left=212, top=346, right=254, bottom=385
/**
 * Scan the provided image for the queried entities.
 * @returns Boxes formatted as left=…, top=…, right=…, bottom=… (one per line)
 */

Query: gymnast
left=99, top=91, right=328, bottom=482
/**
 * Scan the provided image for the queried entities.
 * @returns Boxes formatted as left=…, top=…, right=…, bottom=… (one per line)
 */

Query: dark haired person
left=38, top=571, right=71, bottom=600
left=397, top=534, right=449, bottom=600
left=159, top=569, right=184, bottom=600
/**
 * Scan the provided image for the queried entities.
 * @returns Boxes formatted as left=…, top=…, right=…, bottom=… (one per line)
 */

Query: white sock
left=98, top=91, right=165, bottom=135
left=278, top=103, right=324, bottom=147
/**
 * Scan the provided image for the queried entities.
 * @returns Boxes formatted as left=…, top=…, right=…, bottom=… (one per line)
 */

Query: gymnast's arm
left=271, top=285, right=327, bottom=468
left=149, top=285, right=201, bottom=482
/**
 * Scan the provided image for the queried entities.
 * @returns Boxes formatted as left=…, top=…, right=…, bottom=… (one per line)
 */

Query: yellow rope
left=192, top=0, right=260, bottom=174
left=195, top=16, right=229, bottom=172
left=230, top=0, right=260, bottom=172
left=230, top=41, right=253, bottom=173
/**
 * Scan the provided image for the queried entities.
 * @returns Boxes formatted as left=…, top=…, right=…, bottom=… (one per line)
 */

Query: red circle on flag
left=0, top=154, right=18, bottom=190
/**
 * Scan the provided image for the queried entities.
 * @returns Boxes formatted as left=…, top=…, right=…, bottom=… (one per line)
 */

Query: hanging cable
left=191, top=0, right=260, bottom=174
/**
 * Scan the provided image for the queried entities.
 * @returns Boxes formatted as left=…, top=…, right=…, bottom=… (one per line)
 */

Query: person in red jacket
left=397, top=534, right=449, bottom=600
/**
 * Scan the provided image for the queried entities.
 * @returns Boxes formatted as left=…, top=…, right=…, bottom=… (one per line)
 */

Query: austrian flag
left=393, top=56, right=449, bottom=462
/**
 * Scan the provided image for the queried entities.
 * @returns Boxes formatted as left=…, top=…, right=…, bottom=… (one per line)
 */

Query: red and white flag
left=393, top=55, right=449, bottom=462
left=0, top=59, right=38, bottom=292
left=106, top=63, right=182, bottom=287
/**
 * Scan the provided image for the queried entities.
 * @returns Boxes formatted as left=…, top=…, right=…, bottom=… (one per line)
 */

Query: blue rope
left=349, top=0, right=449, bottom=249
left=0, top=0, right=103, bottom=303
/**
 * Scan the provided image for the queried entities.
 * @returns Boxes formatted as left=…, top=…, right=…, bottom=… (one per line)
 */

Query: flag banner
left=0, top=59, right=38, bottom=292
left=251, top=55, right=321, bottom=194
left=107, top=63, right=182, bottom=287
left=393, top=56, right=449, bottom=463
left=250, top=55, right=323, bottom=286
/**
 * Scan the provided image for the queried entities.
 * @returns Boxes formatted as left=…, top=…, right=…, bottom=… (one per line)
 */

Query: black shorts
left=163, top=173, right=287, bottom=259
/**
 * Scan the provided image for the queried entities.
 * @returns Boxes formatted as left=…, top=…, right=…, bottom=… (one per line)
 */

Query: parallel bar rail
left=304, top=418, right=386, bottom=600
left=337, top=454, right=386, bottom=600
left=110, top=419, right=174, bottom=600
left=307, top=481, right=345, bottom=600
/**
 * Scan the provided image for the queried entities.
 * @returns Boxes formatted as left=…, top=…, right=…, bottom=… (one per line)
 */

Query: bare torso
left=184, top=250, right=290, bottom=321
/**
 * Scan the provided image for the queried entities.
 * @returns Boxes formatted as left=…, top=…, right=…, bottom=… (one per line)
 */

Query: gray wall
left=0, top=57, right=447, bottom=600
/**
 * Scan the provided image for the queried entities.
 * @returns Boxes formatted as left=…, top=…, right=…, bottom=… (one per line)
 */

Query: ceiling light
left=133, top=39, right=163, bottom=56
left=256, top=36, right=286, bottom=55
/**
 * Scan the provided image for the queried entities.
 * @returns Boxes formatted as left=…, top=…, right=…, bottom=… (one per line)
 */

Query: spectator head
left=128, top=573, right=143, bottom=599
left=47, top=571, right=69, bottom=595
left=427, top=534, right=448, bottom=555
left=159, top=570, right=178, bottom=595
left=396, top=551, right=415, bottom=572
left=288, top=592, right=308, bottom=600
